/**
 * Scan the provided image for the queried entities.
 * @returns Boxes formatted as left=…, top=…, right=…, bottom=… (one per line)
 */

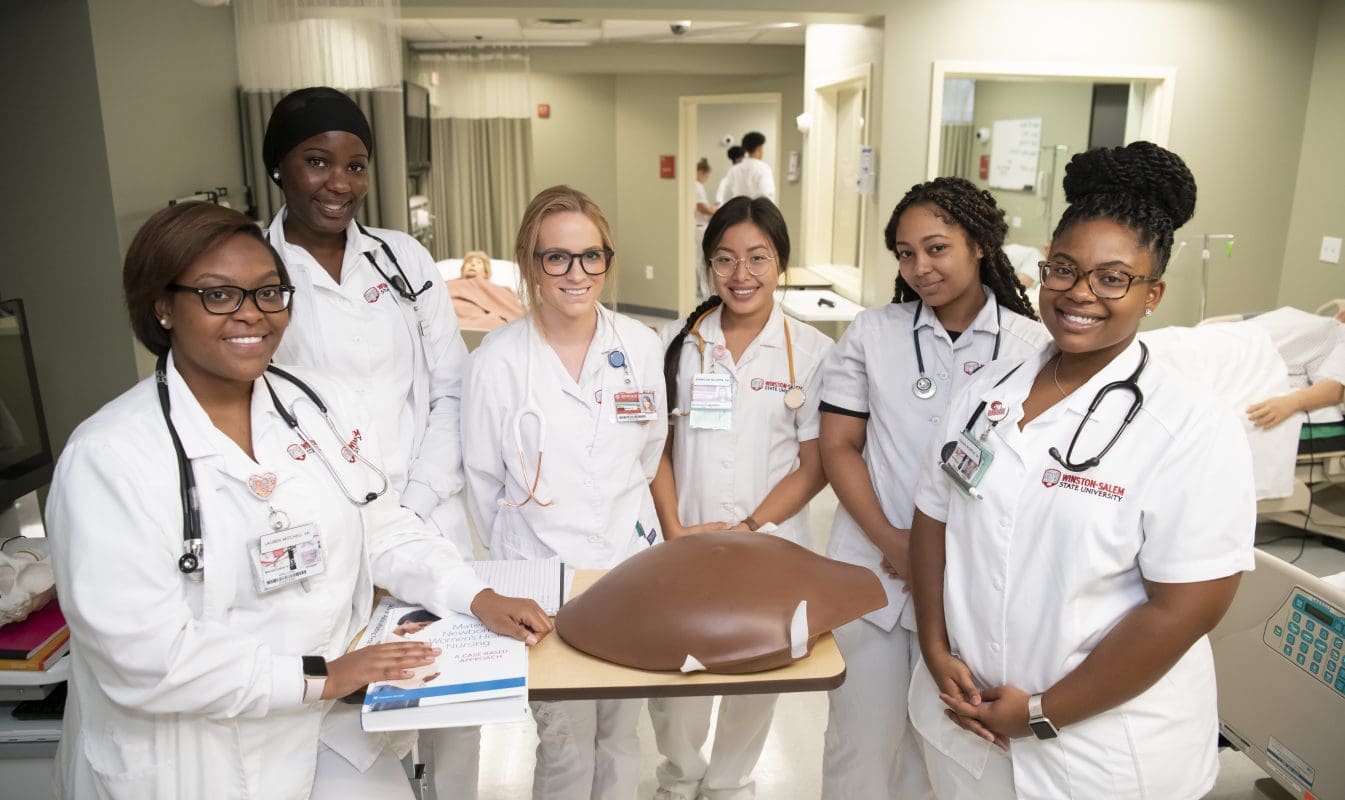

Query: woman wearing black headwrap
left=261, top=87, right=486, bottom=800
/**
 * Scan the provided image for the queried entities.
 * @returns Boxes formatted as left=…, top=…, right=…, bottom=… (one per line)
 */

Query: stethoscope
left=912, top=300, right=1002, bottom=399
left=356, top=223, right=433, bottom=304
left=505, top=307, right=639, bottom=508
left=677, top=304, right=805, bottom=411
left=956, top=341, right=1150, bottom=473
left=157, top=353, right=390, bottom=579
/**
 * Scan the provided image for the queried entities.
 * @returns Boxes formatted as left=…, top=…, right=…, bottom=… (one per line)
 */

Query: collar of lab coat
left=265, top=206, right=382, bottom=271
left=911, top=285, right=1000, bottom=350
left=979, top=337, right=1148, bottom=433
left=542, top=306, right=625, bottom=400
left=162, top=351, right=294, bottom=477
left=692, top=300, right=787, bottom=372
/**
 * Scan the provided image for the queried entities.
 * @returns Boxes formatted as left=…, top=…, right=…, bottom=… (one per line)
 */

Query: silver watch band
left=1028, top=692, right=1046, bottom=719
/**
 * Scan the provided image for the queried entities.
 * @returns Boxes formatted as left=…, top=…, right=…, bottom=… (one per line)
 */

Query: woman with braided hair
left=646, top=196, right=833, bottom=800
left=910, top=142, right=1256, bottom=798
left=818, top=177, right=1047, bottom=800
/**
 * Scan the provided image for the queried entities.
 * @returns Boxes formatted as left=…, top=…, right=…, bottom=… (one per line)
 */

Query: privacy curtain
left=940, top=78, right=977, bottom=180
left=232, top=0, right=408, bottom=230
left=412, top=50, right=533, bottom=261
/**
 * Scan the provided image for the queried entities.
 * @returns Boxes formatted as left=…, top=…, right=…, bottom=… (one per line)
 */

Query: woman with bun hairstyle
left=648, top=196, right=832, bottom=800
left=819, top=178, right=1046, bottom=800
left=909, top=142, right=1256, bottom=798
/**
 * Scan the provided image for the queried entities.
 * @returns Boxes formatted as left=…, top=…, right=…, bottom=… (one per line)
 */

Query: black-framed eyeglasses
left=168, top=283, right=295, bottom=315
left=535, top=248, right=614, bottom=276
left=1037, top=261, right=1159, bottom=300
left=710, top=253, right=776, bottom=277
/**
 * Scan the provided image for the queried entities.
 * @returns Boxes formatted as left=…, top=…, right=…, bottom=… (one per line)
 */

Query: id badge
left=939, top=431, right=995, bottom=501
left=689, top=372, right=733, bottom=430
left=613, top=390, right=658, bottom=423
left=250, top=523, right=325, bottom=593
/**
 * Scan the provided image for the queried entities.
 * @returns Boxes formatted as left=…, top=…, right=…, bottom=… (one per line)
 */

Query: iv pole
left=1199, top=233, right=1235, bottom=321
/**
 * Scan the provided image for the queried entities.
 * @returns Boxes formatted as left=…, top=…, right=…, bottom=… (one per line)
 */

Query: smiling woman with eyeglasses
left=461, top=185, right=667, bottom=800
left=909, top=142, right=1256, bottom=799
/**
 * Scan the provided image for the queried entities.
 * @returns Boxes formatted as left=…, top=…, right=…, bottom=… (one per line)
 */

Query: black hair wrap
left=262, top=87, right=373, bottom=185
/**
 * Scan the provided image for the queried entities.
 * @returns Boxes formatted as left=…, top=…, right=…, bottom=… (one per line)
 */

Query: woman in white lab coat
left=461, top=185, right=667, bottom=800
left=259, top=88, right=485, bottom=797
left=818, top=177, right=1047, bottom=800
left=909, top=142, right=1256, bottom=799
left=646, top=197, right=833, bottom=800
left=46, top=202, right=550, bottom=800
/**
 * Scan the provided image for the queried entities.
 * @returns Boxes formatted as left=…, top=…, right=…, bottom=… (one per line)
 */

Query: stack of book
left=0, top=601, right=69, bottom=672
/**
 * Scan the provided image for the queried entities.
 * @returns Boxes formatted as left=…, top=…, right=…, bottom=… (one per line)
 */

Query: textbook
left=0, top=601, right=67, bottom=660
left=358, top=596, right=529, bottom=732
left=0, top=632, right=69, bottom=671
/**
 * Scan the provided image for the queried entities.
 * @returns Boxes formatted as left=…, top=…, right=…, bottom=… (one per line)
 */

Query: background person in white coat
left=715, top=132, right=775, bottom=204
left=461, top=185, right=667, bottom=800
left=46, top=202, right=550, bottom=800
left=817, top=178, right=1046, bottom=800
left=647, top=197, right=832, bottom=800
left=910, top=142, right=1256, bottom=799
left=258, top=87, right=484, bottom=800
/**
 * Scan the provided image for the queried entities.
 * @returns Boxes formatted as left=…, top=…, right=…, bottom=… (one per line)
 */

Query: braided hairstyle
left=885, top=177, right=1037, bottom=320
left=662, top=196, right=791, bottom=408
left=1052, top=141, right=1196, bottom=278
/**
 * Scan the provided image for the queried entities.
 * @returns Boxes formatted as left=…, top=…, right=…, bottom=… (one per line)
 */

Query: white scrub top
left=462, top=309, right=668, bottom=568
left=268, top=210, right=472, bottom=531
left=819, top=289, right=1048, bottom=630
left=47, top=355, right=487, bottom=800
left=661, top=303, right=833, bottom=547
left=911, top=339, right=1256, bottom=799
left=715, top=158, right=777, bottom=204
left=1246, top=306, right=1345, bottom=423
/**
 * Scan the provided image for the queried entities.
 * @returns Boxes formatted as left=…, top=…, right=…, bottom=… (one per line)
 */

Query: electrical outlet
left=645, top=264, right=654, bottom=280
left=1321, top=236, right=1342, bottom=265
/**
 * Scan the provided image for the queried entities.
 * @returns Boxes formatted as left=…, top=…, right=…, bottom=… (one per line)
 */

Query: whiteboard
left=989, top=117, right=1042, bottom=191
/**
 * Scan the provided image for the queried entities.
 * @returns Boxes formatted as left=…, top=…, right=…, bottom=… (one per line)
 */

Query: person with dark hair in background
left=716, top=132, right=776, bottom=204
left=259, top=86, right=487, bottom=799
left=909, top=142, right=1256, bottom=798
left=692, top=158, right=718, bottom=302
left=46, top=202, right=549, bottom=799
left=648, top=197, right=833, bottom=800
left=818, top=177, right=1047, bottom=800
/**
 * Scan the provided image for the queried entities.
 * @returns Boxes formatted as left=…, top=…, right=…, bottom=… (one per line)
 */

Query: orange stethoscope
left=679, top=305, right=805, bottom=411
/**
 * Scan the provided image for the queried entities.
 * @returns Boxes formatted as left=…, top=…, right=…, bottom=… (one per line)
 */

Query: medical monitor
left=404, top=80, right=431, bottom=173
left=0, top=297, right=53, bottom=509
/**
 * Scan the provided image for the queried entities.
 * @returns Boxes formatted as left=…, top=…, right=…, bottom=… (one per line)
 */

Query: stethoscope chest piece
left=784, top=386, right=806, bottom=410
left=913, top=375, right=937, bottom=399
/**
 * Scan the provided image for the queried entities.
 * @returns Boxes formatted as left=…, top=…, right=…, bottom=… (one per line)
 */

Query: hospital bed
left=436, top=258, right=522, bottom=350
left=1211, top=549, right=1345, bottom=800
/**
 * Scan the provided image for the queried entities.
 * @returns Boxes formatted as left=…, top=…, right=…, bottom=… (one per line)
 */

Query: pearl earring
left=1144, top=309, right=1153, bottom=317
left=159, top=318, right=170, bottom=328
left=271, top=170, right=280, bottom=181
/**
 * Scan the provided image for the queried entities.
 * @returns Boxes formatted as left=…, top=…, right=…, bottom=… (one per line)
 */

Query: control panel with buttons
left=1263, top=587, right=1345, bottom=695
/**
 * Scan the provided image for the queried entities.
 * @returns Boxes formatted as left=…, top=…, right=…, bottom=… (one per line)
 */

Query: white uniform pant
left=921, top=732, right=1016, bottom=800
left=313, top=741, right=416, bottom=799
left=531, top=698, right=642, bottom=800
left=421, top=725, right=481, bottom=800
left=821, top=618, right=931, bottom=800
left=648, top=693, right=778, bottom=800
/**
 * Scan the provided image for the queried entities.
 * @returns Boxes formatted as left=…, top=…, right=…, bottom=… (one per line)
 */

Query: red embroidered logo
left=963, top=360, right=984, bottom=375
left=1041, top=468, right=1061, bottom=487
left=363, top=283, right=390, bottom=303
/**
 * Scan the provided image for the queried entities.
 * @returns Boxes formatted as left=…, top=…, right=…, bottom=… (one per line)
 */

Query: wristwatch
left=302, top=656, right=328, bottom=703
left=1027, top=693, right=1059, bottom=740
left=742, top=515, right=762, bottom=532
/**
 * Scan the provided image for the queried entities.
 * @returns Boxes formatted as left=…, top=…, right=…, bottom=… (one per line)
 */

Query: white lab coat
left=715, top=158, right=776, bottom=204
left=268, top=211, right=474, bottom=554
left=650, top=302, right=832, bottom=800
left=817, top=290, right=1046, bottom=800
left=462, top=310, right=668, bottom=567
left=911, top=340, right=1257, bottom=799
left=47, top=355, right=487, bottom=800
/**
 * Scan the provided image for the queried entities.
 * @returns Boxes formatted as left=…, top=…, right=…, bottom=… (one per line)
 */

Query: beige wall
left=968, top=80, right=1094, bottom=251
left=1276, top=0, right=1345, bottom=313
left=529, top=72, right=620, bottom=235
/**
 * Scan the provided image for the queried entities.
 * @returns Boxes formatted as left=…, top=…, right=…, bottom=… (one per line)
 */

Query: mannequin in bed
left=1244, top=306, right=1345, bottom=450
left=447, top=249, right=525, bottom=330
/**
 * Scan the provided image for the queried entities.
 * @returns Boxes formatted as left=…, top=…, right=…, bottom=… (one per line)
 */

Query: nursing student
left=818, top=177, right=1047, bottom=800
left=909, top=141, right=1256, bottom=798
left=461, top=185, right=667, bottom=800
left=647, top=197, right=833, bottom=800
left=46, top=202, right=549, bottom=800
left=258, top=87, right=484, bottom=798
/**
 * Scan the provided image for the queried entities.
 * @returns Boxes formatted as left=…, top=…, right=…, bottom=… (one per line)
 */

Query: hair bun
left=1061, top=141, right=1196, bottom=229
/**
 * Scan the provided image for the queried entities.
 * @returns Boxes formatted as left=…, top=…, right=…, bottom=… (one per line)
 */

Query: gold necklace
left=1052, top=354, right=1069, bottom=398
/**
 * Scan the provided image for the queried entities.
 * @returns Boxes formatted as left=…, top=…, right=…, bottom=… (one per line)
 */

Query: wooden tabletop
left=529, top=570, right=847, bottom=701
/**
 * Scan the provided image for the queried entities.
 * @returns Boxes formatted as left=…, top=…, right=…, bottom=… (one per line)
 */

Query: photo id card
left=939, top=431, right=995, bottom=500
left=689, top=372, right=733, bottom=430
left=250, top=522, right=325, bottom=593
left=614, top=389, right=658, bottom=422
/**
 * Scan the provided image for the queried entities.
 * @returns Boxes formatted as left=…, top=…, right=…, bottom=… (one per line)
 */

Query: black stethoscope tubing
left=958, top=341, right=1149, bottom=474
left=912, top=299, right=1002, bottom=397
left=356, top=223, right=433, bottom=303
